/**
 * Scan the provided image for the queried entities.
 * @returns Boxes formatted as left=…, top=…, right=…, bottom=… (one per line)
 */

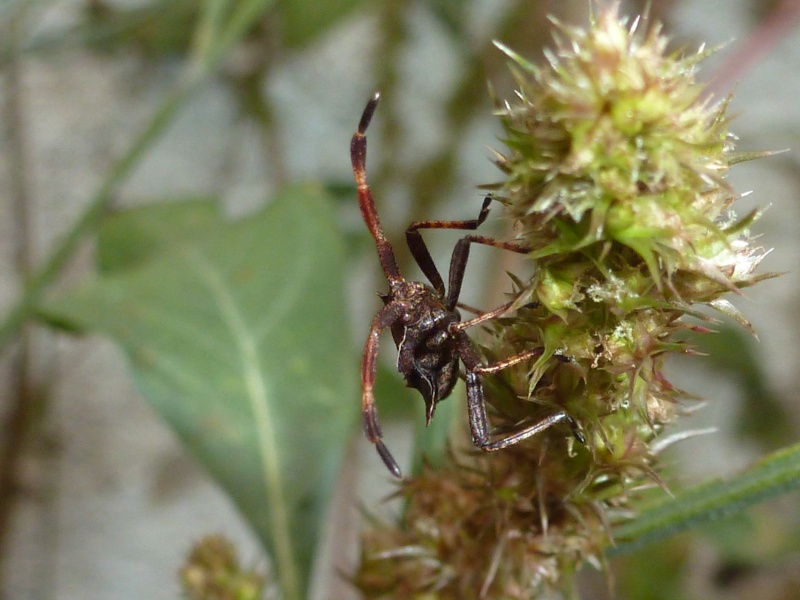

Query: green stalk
left=0, top=0, right=276, bottom=353
left=0, top=81, right=194, bottom=350
left=609, top=443, right=800, bottom=557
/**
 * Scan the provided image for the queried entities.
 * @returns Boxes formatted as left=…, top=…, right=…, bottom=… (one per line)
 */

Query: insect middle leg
left=405, top=196, right=493, bottom=296
left=445, top=234, right=531, bottom=311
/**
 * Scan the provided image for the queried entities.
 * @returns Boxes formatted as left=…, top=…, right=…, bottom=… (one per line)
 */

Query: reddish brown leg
left=466, top=369, right=582, bottom=450
left=472, top=347, right=545, bottom=374
left=450, top=300, right=515, bottom=332
left=405, top=196, right=493, bottom=295
left=361, top=303, right=405, bottom=478
left=456, top=302, right=483, bottom=315
left=446, top=234, right=530, bottom=310
left=351, top=93, right=401, bottom=283
left=455, top=332, right=584, bottom=451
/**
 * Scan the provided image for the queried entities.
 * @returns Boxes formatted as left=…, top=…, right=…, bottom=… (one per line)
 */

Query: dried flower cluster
left=180, top=534, right=265, bottom=600
left=355, top=5, right=771, bottom=598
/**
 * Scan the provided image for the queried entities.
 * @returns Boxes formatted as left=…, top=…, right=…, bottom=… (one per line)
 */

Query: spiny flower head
left=490, top=7, right=768, bottom=293
left=482, top=4, right=773, bottom=451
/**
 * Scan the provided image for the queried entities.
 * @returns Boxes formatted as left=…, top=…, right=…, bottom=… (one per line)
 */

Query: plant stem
left=0, top=0, right=278, bottom=353
left=609, top=443, right=800, bottom=557
left=0, top=78, right=198, bottom=352
left=0, top=4, right=39, bottom=587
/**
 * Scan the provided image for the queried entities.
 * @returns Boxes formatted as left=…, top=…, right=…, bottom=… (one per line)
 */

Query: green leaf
left=423, top=0, right=472, bottom=37
left=97, top=197, right=221, bottom=273
left=39, top=186, right=358, bottom=600
left=608, top=443, right=800, bottom=557
left=277, top=0, right=368, bottom=48
left=372, top=362, right=415, bottom=421
left=81, top=0, right=199, bottom=58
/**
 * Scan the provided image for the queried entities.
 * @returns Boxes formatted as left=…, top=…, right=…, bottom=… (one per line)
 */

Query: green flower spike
left=356, top=5, right=774, bottom=598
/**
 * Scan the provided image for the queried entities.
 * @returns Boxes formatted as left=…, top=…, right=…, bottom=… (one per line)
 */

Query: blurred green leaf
left=277, top=0, right=368, bottom=48
left=422, top=0, right=471, bottom=37
left=40, top=185, right=358, bottom=600
left=612, top=536, right=691, bottom=600
left=609, top=443, right=800, bottom=557
left=690, top=324, right=794, bottom=449
left=98, top=197, right=221, bottom=273
left=82, top=0, right=199, bottom=57
left=372, top=362, right=415, bottom=421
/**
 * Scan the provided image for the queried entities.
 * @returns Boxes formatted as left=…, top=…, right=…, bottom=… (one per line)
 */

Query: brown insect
left=351, top=92, right=582, bottom=477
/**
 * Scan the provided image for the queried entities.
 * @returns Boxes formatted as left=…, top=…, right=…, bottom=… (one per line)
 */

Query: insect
left=351, top=92, right=583, bottom=477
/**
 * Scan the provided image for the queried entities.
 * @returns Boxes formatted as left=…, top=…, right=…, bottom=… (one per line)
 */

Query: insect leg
left=362, top=303, right=406, bottom=478
left=457, top=332, right=583, bottom=451
left=465, top=371, right=584, bottom=450
left=445, top=233, right=531, bottom=311
left=450, top=300, right=516, bottom=332
left=351, top=93, right=402, bottom=283
left=405, top=196, right=492, bottom=296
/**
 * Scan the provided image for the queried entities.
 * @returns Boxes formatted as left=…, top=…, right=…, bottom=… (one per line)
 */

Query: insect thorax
left=387, top=279, right=461, bottom=417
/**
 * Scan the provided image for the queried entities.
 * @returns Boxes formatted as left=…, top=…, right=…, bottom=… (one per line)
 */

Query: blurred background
left=0, top=0, right=799, bottom=598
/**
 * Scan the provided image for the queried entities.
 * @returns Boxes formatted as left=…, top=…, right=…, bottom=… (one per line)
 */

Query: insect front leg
left=351, top=93, right=402, bottom=283
left=362, top=303, right=407, bottom=478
